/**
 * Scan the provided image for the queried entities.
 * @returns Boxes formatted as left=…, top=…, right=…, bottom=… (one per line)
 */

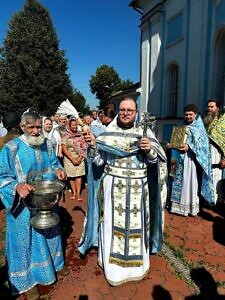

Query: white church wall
left=131, top=0, right=225, bottom=139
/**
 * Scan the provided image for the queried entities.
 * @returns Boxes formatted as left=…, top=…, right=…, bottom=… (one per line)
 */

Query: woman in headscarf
left=42, top=117, right=63, bottom=158
left=61, top=117, right=87, bottom=201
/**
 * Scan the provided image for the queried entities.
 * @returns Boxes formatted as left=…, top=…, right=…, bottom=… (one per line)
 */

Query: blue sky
left=0, top=0, right=141, bottom=109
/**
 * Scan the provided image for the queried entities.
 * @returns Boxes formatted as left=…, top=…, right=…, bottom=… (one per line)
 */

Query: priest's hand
left=84, top=131, right=96, bottom=147
left=178, top=143, right=189, bottom=152
left=139, top=137, right=151, bottom=153
left=219, top=159, right=225, bottom=169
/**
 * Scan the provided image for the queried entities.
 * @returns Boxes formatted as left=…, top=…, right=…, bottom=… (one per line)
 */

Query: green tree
left=89, top=64, right=133, bottom=108
left=0, top=0, right=76, bottom=116
left=70, top=89, right=90, bottom=115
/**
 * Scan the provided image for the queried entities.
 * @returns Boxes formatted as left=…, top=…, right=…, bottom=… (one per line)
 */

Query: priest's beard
left=203, top=112, right=218, bottom=129
left=117, top=117, right=134, bottom=129
left=25, top=133, right=45, bottom=146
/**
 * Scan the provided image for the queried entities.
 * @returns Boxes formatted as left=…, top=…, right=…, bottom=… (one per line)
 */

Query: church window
left=167, top=13, right=183, bottom=45
left=167, top=64, right=179, bottom=117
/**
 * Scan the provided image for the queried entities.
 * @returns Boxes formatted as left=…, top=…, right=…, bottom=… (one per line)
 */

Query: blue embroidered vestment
left=0, top=137, right=64, bottom=295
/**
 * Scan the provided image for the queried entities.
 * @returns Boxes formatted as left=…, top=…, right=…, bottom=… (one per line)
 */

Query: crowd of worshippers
left=0, top=96, right=225, bottom=298
left=0, top=106, right=116, bottom=203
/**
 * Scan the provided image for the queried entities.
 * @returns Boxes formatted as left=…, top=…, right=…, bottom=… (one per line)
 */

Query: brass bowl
left=23, top=180, right=65, bottom=210
left=23, top=180, right=65, bottom=229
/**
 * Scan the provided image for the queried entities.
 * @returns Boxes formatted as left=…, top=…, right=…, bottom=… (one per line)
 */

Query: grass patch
left=163, top=229, right=170, bottom=240
left=0, top=227, right=5, bottom=269
left=0, top=229, right=5, bottom=241
left=165, top=241, right=187, bottom=265
left=0, top=248, right=5, bottom=268
left=218, top=281, right=225, bottom=289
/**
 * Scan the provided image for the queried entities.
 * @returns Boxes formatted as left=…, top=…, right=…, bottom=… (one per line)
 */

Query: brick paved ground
left=0, top=189, right=225, bottom=299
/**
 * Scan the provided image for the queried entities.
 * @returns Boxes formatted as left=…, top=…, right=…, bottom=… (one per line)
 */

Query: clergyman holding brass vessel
left=23, top=179, right=65, bottom=229
left=0, top=109, right=67, bottom=298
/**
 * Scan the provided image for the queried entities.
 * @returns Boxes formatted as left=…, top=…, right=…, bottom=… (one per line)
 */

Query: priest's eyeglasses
left=119, top=108, right=136, bottom=115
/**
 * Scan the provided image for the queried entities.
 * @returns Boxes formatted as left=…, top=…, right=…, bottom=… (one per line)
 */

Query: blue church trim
left=183, top=0, right=191, bottom=106
left=203, top=0, right=213, bottom=107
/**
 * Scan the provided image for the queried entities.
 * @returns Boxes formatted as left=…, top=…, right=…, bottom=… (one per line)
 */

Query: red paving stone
left=1, top=189, right=225, bottom=299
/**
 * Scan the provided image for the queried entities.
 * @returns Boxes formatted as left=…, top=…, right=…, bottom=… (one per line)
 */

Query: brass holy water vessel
left=23, top=180, right=65, bottom=229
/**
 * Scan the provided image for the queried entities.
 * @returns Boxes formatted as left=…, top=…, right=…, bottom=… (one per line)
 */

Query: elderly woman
left=42, top=117, right=62, bottom=158
left=62, top=117, right=87, bottom=201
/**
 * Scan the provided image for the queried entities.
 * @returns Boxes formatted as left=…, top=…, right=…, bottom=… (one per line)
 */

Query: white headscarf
left=42, top=117, right=61, bottom=155
left=0, top=121, right=7, bottom=137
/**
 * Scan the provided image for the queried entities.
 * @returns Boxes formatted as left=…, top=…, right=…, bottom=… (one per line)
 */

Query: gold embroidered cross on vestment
left=130, top=204, right=140, bottom=217
left=115, top=203, right=126, bottom=216
left=114, top=180, right=126, bottom=193
left=133, top=180, right=141, bottom=193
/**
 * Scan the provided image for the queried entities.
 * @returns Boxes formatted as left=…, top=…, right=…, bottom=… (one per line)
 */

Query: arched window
left=166, top=64, right=179, bottom=117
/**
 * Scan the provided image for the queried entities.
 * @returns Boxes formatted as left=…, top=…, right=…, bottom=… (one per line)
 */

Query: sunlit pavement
left=1, top=188, right=225, bottom=299
left=38, top=189, right=193, bottom=300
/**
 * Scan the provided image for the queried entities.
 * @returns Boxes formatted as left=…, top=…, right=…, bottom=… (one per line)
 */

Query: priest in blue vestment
left=82, top=96, right=167, bottom=286
left=0, top=110, right=66, bottom=299
left=168, top=104, right=214, bottom=216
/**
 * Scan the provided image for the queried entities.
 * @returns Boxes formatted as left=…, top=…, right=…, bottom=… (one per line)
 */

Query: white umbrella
left=56, top=98, right=79, bottom=118
left=56, top=99, right=88, bottom=132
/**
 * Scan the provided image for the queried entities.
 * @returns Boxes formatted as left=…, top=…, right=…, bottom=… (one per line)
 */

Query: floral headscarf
left=62, top=119, right=87, bottom=157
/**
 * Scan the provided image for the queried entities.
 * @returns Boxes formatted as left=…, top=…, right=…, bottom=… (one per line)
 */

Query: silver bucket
left=23, top=180, right=65, bottom=229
